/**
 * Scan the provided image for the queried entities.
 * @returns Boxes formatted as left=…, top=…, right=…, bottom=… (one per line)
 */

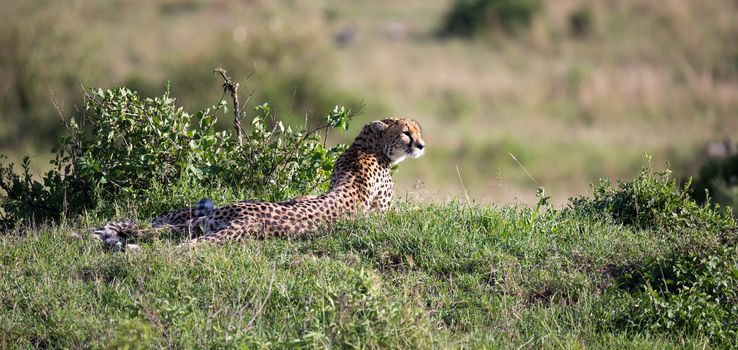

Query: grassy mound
left=1, top=167, right=735, bottom=348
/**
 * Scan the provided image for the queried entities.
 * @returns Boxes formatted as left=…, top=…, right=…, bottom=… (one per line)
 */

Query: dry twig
left=214, top=68, right=244, bottom=146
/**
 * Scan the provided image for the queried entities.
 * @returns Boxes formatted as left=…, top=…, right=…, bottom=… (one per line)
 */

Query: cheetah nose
left=416, top=143, right=425, bottom=150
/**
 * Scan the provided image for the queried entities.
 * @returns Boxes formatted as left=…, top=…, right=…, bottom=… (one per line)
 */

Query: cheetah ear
left=370, top=120, right=388, bottom=132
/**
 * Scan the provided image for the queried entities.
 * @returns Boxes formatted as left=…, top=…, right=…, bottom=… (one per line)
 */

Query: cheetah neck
left=317, top=133, right=392, bottom=212
left=330, top=129, right=393, bottom=190
left=347, top=126, right=388, bottom=159
left=281, top=126, right=392, bottom=221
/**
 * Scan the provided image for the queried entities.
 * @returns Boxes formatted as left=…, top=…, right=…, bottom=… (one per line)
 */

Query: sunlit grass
left=2, top=191, right=734, bottom=348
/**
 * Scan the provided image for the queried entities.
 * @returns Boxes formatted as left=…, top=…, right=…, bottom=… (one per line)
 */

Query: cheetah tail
left=93, top=221, right=145, bottom=252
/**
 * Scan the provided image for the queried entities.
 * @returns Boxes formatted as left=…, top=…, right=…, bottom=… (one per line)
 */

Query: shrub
left=0, top=82, right=354, bottom=229
left=616, top=247, right=738, bottom=346
left=568, top=6, right=593, bottom=38
left=569, top=164, right=738, bottom=345
left=689, top=147, right=738, bottom=213
left=438, top=0, right=542, bottom=37
left=567, top=166, right=734, bottom=232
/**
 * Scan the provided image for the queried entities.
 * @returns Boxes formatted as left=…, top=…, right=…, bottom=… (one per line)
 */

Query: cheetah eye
left=403, top=131, right=412, bottom=138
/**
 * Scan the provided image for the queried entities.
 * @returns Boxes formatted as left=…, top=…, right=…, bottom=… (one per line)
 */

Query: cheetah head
left=370, top=118, right=426, bottom=164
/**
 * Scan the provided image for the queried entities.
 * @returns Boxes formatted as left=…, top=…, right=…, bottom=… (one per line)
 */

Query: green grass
left=1, top=194, right=734, bottom=348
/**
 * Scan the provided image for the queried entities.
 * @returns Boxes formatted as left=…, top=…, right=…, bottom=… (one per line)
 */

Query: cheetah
left=95, top=118, right=425, bottom=249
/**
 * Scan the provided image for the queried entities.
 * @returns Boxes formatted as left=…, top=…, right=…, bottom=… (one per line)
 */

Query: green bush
left=689, top=149, right=738, bottom=213
left=567, top=166, right=734, bottom=232
left=0, top=83, right=354, bottom=229
left=438, top=0, right=542, bottom=37
left=568, top=6, right=593, bottom=38
left=568, top=164, right=738, bottom=345
left=616, top=247, right=738, bottom=346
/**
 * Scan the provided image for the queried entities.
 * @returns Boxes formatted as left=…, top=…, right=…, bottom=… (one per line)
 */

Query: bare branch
left=214, top=68, right=244, bottom=147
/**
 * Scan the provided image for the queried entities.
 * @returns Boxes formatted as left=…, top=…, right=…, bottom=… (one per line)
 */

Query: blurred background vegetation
left=1, top=0, right=737, bottom=207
